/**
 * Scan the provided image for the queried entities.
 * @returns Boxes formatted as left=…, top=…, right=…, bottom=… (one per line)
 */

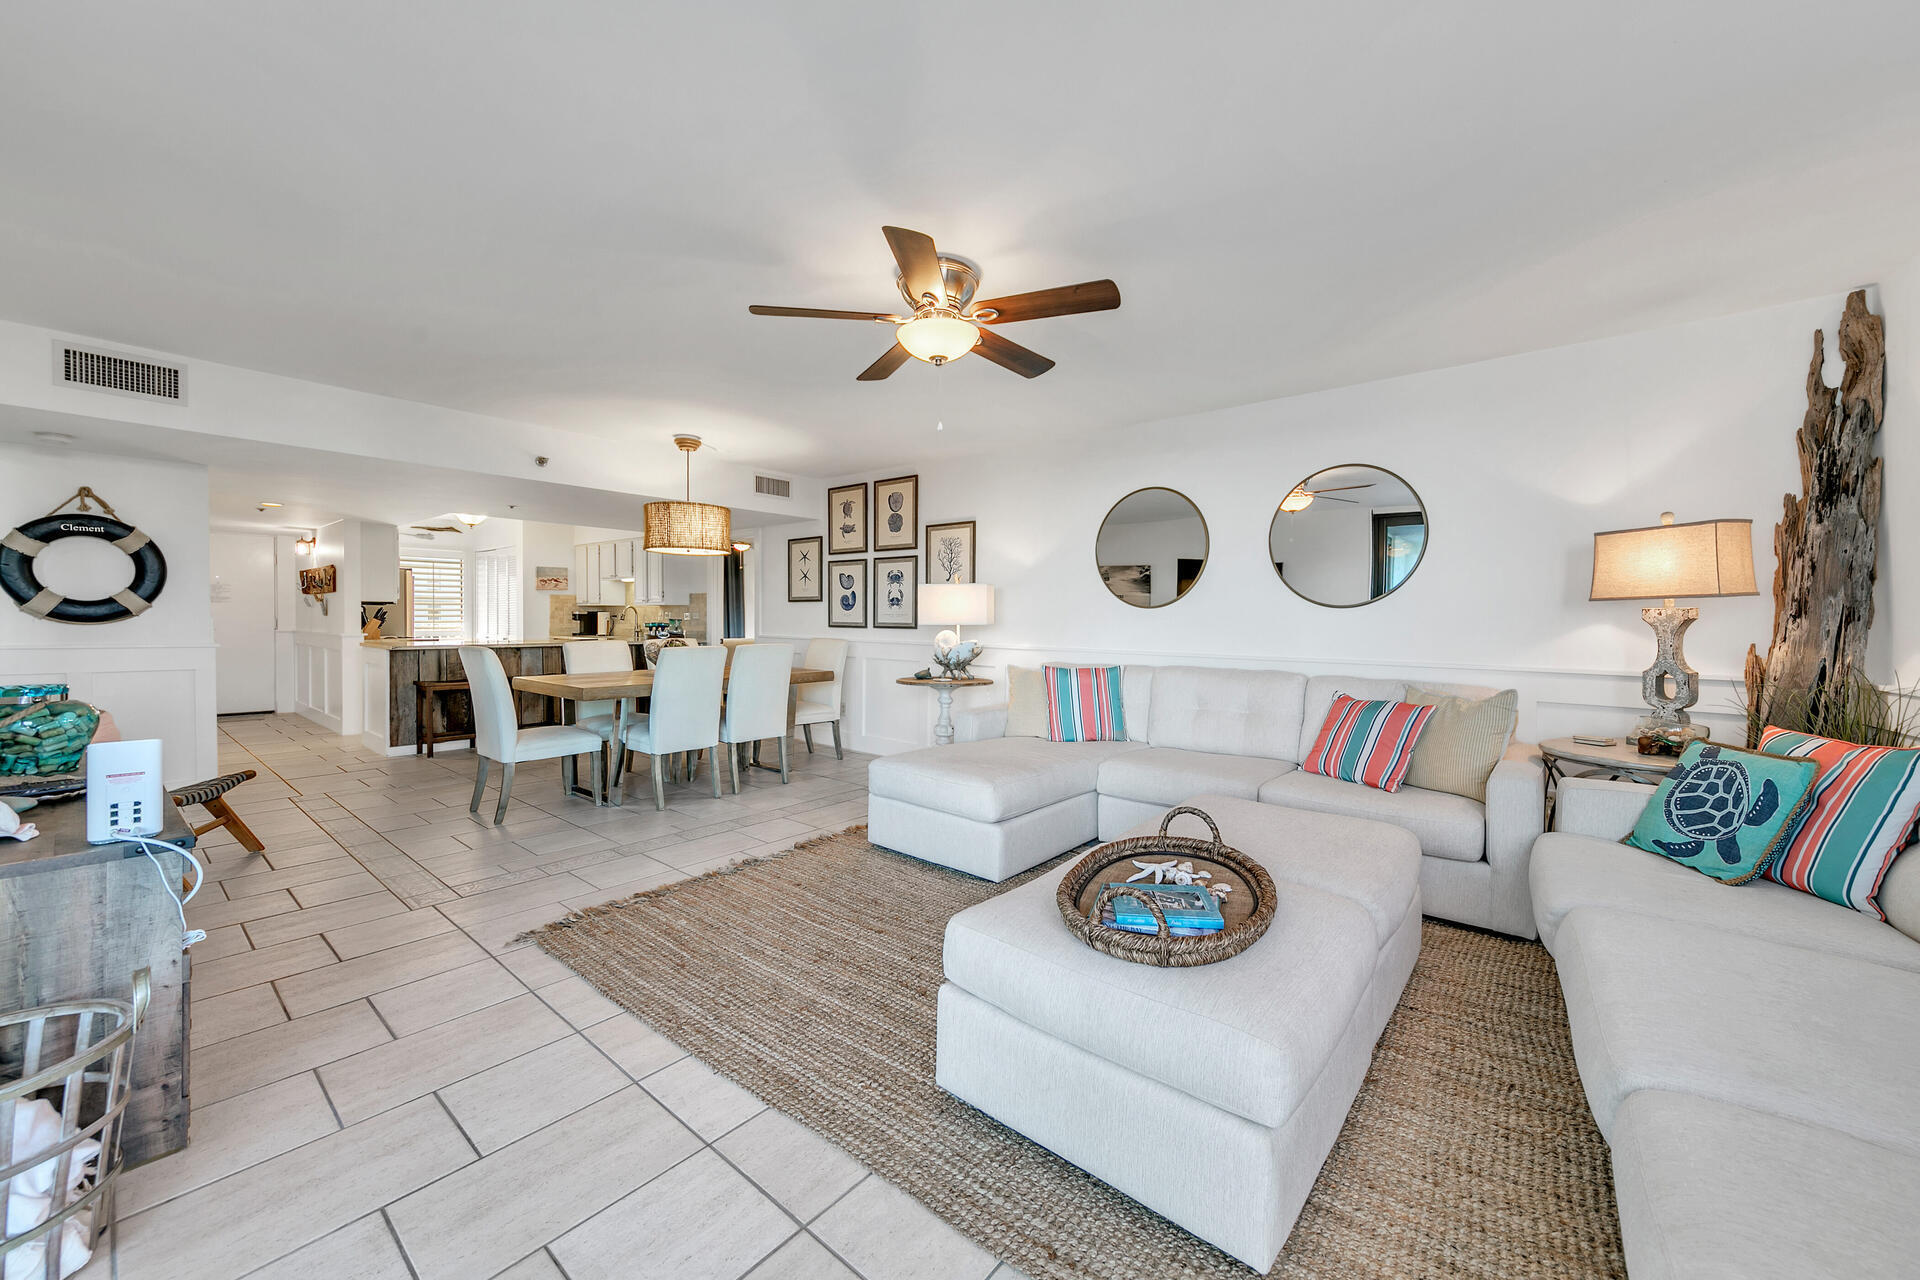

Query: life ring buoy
left=0, top=514, right=168, bottom=624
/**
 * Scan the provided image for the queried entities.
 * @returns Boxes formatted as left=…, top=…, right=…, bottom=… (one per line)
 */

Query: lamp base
left=1640, top=604, right=1700, bottom=727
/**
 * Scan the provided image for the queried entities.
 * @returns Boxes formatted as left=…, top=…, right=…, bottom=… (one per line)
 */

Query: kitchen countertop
left=361, top=636, right=662, bottom=650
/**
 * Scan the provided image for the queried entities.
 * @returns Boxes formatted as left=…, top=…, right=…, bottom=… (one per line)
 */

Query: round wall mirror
left=1269, top=464, right=1427, bottom=607
left=1096, top=487, right=1209, bottom=608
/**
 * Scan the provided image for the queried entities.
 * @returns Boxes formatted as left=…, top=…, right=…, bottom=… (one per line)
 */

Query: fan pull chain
left=935, top=362, right=945, bottom=432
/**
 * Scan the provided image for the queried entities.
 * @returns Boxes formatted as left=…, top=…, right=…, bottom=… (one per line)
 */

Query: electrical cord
left=131, top=836, right=208, bottom=949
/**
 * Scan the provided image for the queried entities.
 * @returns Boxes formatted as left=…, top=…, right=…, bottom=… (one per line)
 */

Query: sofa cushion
left=1529, top=834, right=1920, bottom=972
left=1296, top=675, right=1407, bottom=762
left=1623, top=742, right=1819, bottom=885
left=1758, top=726, right=1920, bottom=918
left=867, top=738, right=1145, bottom=824
left=1610, top=1090, right=1920, bottom=1280
left=1042, top=665, right=1127, bottom=742
left=1551, top=906, right=1920, bottom=1153
left=1122, top=666, right=1153, bottom=743
left=1146, top=666, right=1307, bottom=762
left=1300, top=695, right=1435, bottom=794
left=1004, top=666, right=1048, bottom=738
left=1098, top=748, right=1296, bottom=806
left=943, top=800, right=1419, bottom=1128
left=1402, top=685, right=1517, bottom=802
left=1259, top=770, right=1484, bottom=862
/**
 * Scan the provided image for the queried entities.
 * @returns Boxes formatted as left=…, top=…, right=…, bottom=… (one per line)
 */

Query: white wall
left=1879, top=260, right=1920, bottom=688
left=753, top=292, right=1856, bottom=754
left=519, top=520, right=575, bottom=636
left=0, top=446, right=216, bottom=782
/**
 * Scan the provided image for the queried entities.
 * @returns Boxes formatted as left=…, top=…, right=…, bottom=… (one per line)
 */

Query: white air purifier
left=86, top=738, right=165, bottom=843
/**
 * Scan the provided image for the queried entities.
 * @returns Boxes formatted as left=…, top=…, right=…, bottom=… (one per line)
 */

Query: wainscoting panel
left=762, top=634, right=1749, bottom=757
left=0, top=644, right=217, bottom=784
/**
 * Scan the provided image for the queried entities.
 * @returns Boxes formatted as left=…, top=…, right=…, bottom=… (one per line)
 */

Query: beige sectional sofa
left=1534, top=775, right=1920, bottom=1279
left=868, top=664, right=1546, bottom=938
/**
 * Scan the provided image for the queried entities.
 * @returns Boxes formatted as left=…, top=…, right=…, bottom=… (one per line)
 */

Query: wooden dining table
left=510, top=666, right=834, bottom=804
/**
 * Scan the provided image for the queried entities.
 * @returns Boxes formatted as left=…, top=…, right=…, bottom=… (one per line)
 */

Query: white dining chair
left=618, top=644, right=726, bottom=811
left=719, top=643, right=794, bottom=791
left=562, top=639, right=638, bottom=785
left=793, top=637, right=850, bottom=759
left=461, top=646, right=607, bottom=824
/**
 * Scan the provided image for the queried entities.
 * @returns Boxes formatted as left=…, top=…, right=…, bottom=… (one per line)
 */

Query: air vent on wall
left=53, top=341, right=186, bottom=403
left=754, top=475, right=792, bottom=498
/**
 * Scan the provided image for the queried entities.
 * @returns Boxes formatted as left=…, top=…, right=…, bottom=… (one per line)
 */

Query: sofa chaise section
left=867, top=736, right=1144, bottom=880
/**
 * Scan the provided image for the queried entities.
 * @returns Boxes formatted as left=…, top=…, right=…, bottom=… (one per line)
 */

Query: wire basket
left=1, top=970, right=150, bottom=1279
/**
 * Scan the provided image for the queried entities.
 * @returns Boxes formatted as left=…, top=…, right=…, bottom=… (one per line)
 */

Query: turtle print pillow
left=1624, top=741, right=1820, bottom=883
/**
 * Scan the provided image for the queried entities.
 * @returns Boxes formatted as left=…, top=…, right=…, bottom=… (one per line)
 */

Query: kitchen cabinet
left=614, top=539, right=635, bottom=581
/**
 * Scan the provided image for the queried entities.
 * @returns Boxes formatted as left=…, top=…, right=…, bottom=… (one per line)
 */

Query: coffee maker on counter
left=569, top=605, right=616, bottom=636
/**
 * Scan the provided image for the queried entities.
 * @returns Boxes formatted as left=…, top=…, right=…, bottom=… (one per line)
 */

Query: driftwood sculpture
left=1744, top=289, right=1885, bottom=739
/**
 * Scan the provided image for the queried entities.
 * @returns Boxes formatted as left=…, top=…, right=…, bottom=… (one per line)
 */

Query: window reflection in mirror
left=1269, top=465, right=1427, bottom=607
left=1096, top=487, right=1209, bottom=608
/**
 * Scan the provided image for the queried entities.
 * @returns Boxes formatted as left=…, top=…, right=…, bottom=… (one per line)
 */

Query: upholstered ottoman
left=935, top=795, right=1422, bottom=1272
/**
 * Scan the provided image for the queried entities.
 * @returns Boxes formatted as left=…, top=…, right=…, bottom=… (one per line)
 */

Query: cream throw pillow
left=1005, top=665, right=1048, bottom=738
left=1878, top=843, right=1920, bottom=945
left=1402, top=686, right=1518, bottom=803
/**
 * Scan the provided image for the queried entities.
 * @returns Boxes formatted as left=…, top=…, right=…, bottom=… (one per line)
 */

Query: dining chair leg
left=591, top=747, right=607, bottom=806
left=708, top=746, right=722, bottom=798
left=469, top=757, right=490, bottom=814
left=651, top=755, right=667, bottom=812
left=618, top=750, right=631, bottom=806
left=777, top=734, right=790, bottom=784
left=727, top=743, right=741, bottom=795
left=802, top=724, right=814, bottom=754
left=831, top=720, right=843, bottom=760
left=494, top=762, right=516, bottom=825
left=561, top=753, right=578, bottom=800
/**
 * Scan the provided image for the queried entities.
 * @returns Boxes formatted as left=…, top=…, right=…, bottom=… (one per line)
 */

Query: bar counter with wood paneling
left=359, top=639, right=649, bottom=754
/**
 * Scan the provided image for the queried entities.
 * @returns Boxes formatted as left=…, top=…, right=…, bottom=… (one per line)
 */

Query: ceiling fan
left=1278, top=482, right=1375, bottom=513
left=749, top=226, right=1120, bottom=380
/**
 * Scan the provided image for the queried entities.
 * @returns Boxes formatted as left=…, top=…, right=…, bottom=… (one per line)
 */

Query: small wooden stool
left=416, top=680, right=476, bottom=757
left=169, top=769, right=265, bottom=852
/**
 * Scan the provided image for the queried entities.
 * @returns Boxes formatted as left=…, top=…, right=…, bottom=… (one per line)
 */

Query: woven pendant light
left=644, top=435, right=732, bottom=556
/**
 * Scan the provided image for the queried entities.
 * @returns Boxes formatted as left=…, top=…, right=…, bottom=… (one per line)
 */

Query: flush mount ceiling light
left=644, top=436, right=731, bottom=556
left=750, top=226, right=1121, bottom=380
left=257, top=501, right=283, bottom=510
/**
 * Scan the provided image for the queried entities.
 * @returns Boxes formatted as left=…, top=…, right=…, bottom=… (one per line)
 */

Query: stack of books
left=1097, top=883, right=1225, bottom=936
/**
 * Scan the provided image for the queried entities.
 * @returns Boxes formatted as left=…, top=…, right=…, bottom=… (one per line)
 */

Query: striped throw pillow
left=1044, top=665, right=1127, bottom=742
left=1302, top=695, right=1436, bottom=793
left=1758, top=726, right=1920, bottom=918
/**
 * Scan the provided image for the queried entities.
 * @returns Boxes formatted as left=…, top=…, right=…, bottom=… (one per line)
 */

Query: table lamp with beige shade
left=918, top=583, right=994, bottom=677
left=1590, top=512, right=1757, bottom=743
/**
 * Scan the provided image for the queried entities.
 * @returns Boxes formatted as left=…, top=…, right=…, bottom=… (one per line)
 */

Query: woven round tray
left=1056, top=806, right=1277, bottom=967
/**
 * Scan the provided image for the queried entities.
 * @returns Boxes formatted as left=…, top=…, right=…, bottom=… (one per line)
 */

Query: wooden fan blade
left=883, top=226, right=944, bottom=306
left=857, top=343, right=913, bottom=382
left=749, top=305, right=900, bottom=322
left=972, top=279, right=1120, bottom=324
left=974, top=328, right=1055, bottom=378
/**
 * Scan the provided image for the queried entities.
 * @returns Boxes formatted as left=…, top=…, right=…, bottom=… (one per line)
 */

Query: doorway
left=211, top=532, right=277, bottom=714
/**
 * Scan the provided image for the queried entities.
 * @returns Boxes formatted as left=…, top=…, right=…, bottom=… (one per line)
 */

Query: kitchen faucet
left=620, top=604, right=642, bottom=638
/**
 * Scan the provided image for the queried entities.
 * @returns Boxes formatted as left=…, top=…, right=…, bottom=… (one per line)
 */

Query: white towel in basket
left=4, top=1099, right=97, bottom=1280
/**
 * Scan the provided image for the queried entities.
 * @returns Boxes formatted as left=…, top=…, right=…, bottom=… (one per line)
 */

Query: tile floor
left=87, top=714, right=1028, bottom=1280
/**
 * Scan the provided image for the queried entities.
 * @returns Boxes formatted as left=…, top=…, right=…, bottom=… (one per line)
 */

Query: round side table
left=1539, top=736, right=1679, bottom=827
left=896, top=676, right=993, bottom=746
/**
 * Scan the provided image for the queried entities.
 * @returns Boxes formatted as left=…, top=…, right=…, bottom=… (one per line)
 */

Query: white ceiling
left=3, top=2, right=1920, bottom=478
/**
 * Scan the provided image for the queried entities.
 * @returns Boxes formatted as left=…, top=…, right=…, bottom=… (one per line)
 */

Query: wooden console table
left=0, top=800, right=195, bottom=1167
left=896, top=676, right=994, bottom=747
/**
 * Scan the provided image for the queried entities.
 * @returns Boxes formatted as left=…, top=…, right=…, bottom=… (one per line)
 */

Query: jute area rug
left=527, top=828, right=1625, bottom=1280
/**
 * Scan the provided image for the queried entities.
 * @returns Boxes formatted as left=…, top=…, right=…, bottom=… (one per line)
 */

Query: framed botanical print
left=924, top=520, right=976, bottom=584
left=873, top=475, right=919, bottom=551
left=873, top=555, right=918, bottom=628
left=828, top=559, right=867, bottom=628
left=787, top=536, right=823, bottom=602
left=828, top=483, right=868, bottom=554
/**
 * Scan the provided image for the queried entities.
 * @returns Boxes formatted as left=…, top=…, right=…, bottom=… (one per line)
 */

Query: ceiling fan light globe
left=896, top=313, right=979, bottom=364
left=1279, top=487, right=1314, bottom=513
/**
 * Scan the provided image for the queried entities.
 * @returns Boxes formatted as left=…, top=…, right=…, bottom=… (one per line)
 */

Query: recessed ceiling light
left=258, top=501, right=283, bottom=509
